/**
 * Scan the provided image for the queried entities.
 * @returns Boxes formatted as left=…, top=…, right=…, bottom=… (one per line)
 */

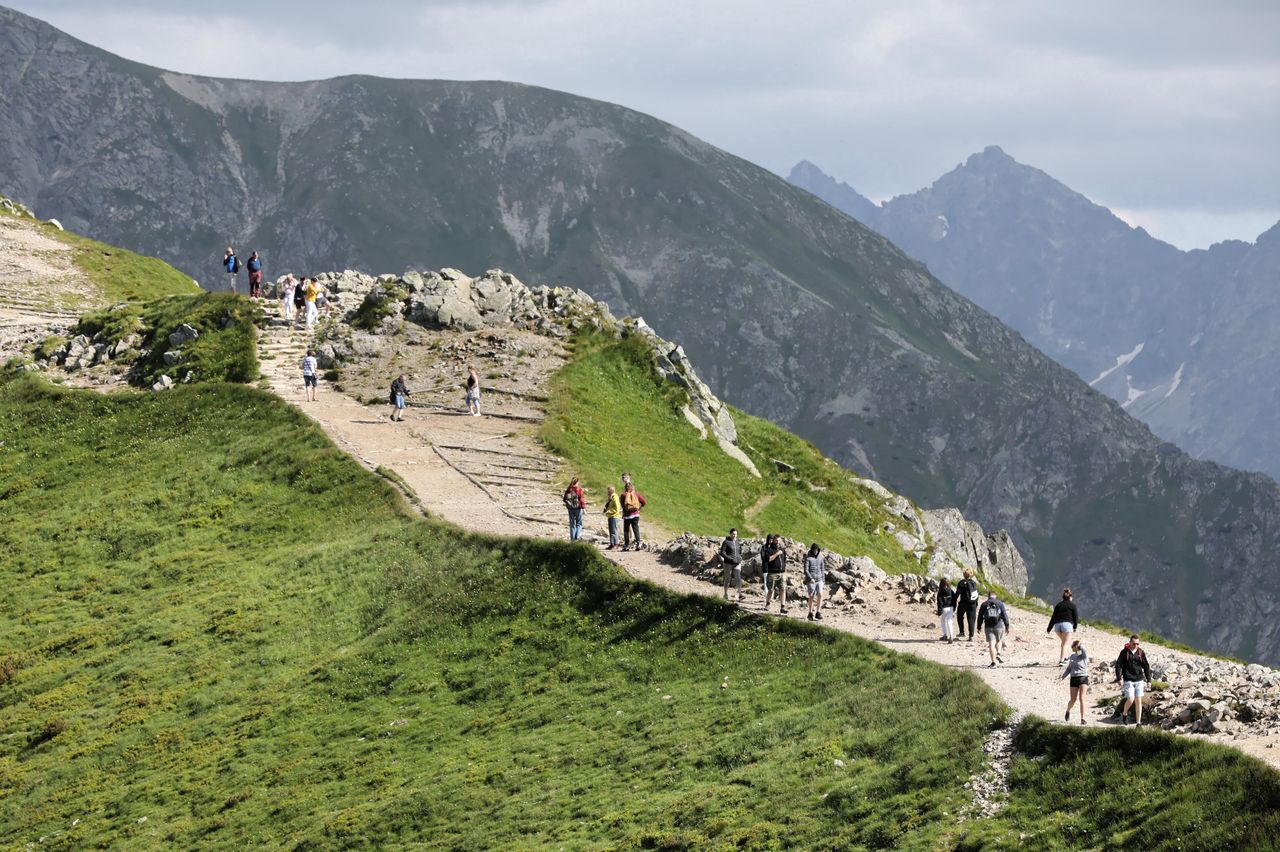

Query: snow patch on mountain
left=1090, top=342, right=1145, bottom=387
left=1164, top=363, right=1185, bottom=399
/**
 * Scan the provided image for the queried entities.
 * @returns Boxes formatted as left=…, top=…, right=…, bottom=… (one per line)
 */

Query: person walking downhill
left=465, top=367, right=481, bottom=417
left=936, top=578, right=959, bottom=643
left=955, top=569, right=981, bottom=642
left=1048, top=589, right=1080, bottom=665
left=762, top=534, right=788, bottom=614
left=388, top=374, right=411, bottom=421
left=977, top=592, right=1010, bottom=667
left=1061, top=640, right=1090, bottom=725
left=1115, top=635, right=1152, bottom=726
left=280, top=274, right=297, bottom=322
left=563, top=478, right=586, bottom=541
left=602, top=485, right=622, bottom=550
left=303, top=277, right=320, bottom=332
left=720, top=528, right=743, bottom=601
left=247, top=251, right=263, bottom=298
left=803, top=543, right=825, bottom=621
left=300, top=349, right=318, bottom=402
left=620, top=482, right=646, bottom=551
left=224, top=247, right=239, bottom=293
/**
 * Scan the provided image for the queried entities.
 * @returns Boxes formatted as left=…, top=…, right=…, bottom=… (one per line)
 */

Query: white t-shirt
left=301, top=356, right=317, bottom=376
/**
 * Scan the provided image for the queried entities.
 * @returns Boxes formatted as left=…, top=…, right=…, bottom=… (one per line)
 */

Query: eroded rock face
left=922, top=508, right=1029, bottom=596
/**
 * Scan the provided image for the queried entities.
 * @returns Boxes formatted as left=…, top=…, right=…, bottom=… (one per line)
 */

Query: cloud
left=8, top=0, right=1279, bottom=248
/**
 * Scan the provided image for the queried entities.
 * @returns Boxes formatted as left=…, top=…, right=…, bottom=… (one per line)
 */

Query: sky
left=10, top=0, right=1279, bottom=249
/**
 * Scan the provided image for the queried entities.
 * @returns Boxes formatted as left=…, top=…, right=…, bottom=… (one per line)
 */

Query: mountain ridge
left=8, top=4, right=1280, bottom=662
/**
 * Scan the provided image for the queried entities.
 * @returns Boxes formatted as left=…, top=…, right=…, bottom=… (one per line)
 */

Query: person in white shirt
left=301, top=350, right=318, bottom=401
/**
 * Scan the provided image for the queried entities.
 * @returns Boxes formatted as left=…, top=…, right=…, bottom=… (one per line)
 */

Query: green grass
left=541, top=334, right=918, bottom=571
left=0, top=371, right=1005, bottom=848
left=962, top=718, right=1280, bottom=850
left=74, top=293, right=260, bottom=385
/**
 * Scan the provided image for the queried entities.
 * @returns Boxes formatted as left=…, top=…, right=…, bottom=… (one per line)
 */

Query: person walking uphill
left=602, top=486, right=622, bottom=550
left=247, top=251, right=263, bottom=298
left=803, top=544, right=825, bottom=621
left=388, top=374, right=411, bottom=421
left=720, top=528, right=743, bottom=601
left=936, top=578, right=959, bottom=643
left=1061, top=640, right=1090, bottom=725
left=620, top=482, right=646, bottom=551
left=1047, top=589, right=1080, bottom=665
left=956, top=569, right=980, bottom=641
left=977, top=592, right=1010, bottom=667
left=224, top=247, right=239, bottom=293
left=762, top=534, right=788, bottom=614
left=1115, top=635, right=1152, bottom=726
left=563, top=478, right=586, bottom=541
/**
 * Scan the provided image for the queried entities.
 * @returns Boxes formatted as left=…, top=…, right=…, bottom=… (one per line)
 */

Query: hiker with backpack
left=301, top=349, right=318, bottom=402
left=247, top=251, right=263, bottom=298
left=761, top=534, right=788, bottom=614
left=1061, top=639, right=1090, bottom=725
left=803, top=543, right=825, bottom=621
left=1114, top=635, right=1152, bottom=726
left=224, top=247, right=239, bottom=293
left=620, top=482, right=646, bottom=550
left=563, top=477, right=586, bottom=541
left=1047, top=589, right=1080, bottom=665
left=389, top=374, right=411, bottom=421
left=602, top=485, right=622, bottom=550
left=977, top=592, right=1010, bottom=667
left=955, top=568, right=980, bottom=641
left=465, top=366, right=481, bottom=417
left=936, top=578, right=959, bottom=643
left=720, top=528, right=743, bottom=601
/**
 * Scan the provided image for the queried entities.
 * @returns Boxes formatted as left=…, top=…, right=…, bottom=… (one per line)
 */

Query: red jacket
left=621, top=490, right=646, bottom=516
left=563, top=484, right=585, bottom=510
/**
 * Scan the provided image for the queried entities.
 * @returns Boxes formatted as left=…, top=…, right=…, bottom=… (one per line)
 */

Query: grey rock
left=168, top=323, right=199, bottom=347
left=162, top=349, right=183, bottom=366
left=150, top=374, right=173, bottom=392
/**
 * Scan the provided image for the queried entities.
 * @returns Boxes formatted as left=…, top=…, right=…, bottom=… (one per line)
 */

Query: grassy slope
left=0, top=372, right=1006, bottom=849
left=0, top=198, right=196, bottom=306
left=540, top=334, right=919, bottom=572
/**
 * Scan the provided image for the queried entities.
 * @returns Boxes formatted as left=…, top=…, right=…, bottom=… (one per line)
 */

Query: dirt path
left=257, top=316, right=1280, bottom=770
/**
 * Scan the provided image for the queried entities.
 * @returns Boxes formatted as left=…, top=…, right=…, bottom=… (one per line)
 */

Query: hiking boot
left=780, top=607, right=789, bottom=614
left=815, top=613, right=823, bottom=621
left=1121, top=714, right=1129, bottom=726
left=988, top=662, right=997, bottom=668
left=1065, top=710, right=1071, bottom=721
left=1080, top=719, right=1087, bottom=725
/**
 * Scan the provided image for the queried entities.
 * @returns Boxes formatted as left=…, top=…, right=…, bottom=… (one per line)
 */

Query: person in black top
left=1115, top=635, right=1152, bottom=726
left=761, top=534, right=788, bottom=614
left=720, top=528, right=743, bottom=602
left=955, top=569, right=980, bottom=641
left=936, top=578, right=959, bottom=643
left=977, top=593, right=1010, bottom=667
left=1046, top=588, right=1080, bottom=665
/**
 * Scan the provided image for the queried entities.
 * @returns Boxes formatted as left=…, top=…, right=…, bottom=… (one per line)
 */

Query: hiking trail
left=257, top=313, right=1280, bottom=771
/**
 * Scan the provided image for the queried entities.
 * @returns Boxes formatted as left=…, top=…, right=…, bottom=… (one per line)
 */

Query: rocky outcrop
left=922, top=508, right=1029, bottom=596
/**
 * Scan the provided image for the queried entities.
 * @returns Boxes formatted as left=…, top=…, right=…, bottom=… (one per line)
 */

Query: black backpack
left=232, top=256, right=241, bottom=273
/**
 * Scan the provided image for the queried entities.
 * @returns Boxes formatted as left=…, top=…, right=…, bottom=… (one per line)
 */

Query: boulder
left=921, top=507, right=1029, bottom=595
left=168, top=323, right=199, bottom=347
left=150, top=374, right=174, bottom=392
left=162, top=350, right=183, bottom=366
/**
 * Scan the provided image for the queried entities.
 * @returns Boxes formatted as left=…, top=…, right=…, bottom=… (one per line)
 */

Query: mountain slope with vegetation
left=7, top=6, right=1280, bottom=663
left=6, top=341, right=1280, bottom=848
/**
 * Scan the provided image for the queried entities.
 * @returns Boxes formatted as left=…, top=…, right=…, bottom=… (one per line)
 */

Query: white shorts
left=1052, top=622, right=1074, bottom=635
left=1122, top=680, right=1146, bottom=699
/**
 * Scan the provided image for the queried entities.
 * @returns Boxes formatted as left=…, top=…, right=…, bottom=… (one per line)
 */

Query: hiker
left=803, top=544, right=825, bottom=621
left=1114, top=635, right=1152, bottom=726
left=301, top=349, right=318, bottom=402
left=293, top=276, right=307, bottom=323
left=936, top=578, right=959, bottom=643
left=465, top=366, right=481, bottom=417
left=620, top=482, right=646, bottom=550
left=389, top=374, right=411, bottom=421
left=303, top=278, right=320, bottom=331
left=720, top=528, right=743, bottom=601
left=247, top=251, right=263, bottom=298
left=563, top=477, right=586, bottom=541
left=224, top=247, right=239, bottom=293
left=762, top=534, right=788, bottom=614
left=280, top=274, right=297, bottom=321
left=955, top=569, right=980, bottom=641
left=1047, top=589, right=1080, bottom=665
left=977, top=592, right=1010, bottom=667
left=602, top=485, right=622, bottom=550
left=1061, top=639, right=1089, bottom=725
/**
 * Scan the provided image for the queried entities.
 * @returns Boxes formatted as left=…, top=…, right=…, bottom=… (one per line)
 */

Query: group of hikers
left=223, top=248, right=327, bottom=331
left=564, top=474, right=647, bottom=551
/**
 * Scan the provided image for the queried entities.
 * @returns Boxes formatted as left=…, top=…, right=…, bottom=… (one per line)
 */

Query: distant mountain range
left=6, top=4, right=1280, bottom=662
left=788, top=151, right=1280, bottom=484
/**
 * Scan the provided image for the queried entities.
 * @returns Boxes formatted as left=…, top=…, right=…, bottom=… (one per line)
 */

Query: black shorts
left=303, top=374, right=317, bottom=388
left=1069, top=675, right=1088, bottom=688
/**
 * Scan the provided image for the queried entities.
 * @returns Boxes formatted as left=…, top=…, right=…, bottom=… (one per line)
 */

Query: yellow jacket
left=603, top=493, right=622, bottom=518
